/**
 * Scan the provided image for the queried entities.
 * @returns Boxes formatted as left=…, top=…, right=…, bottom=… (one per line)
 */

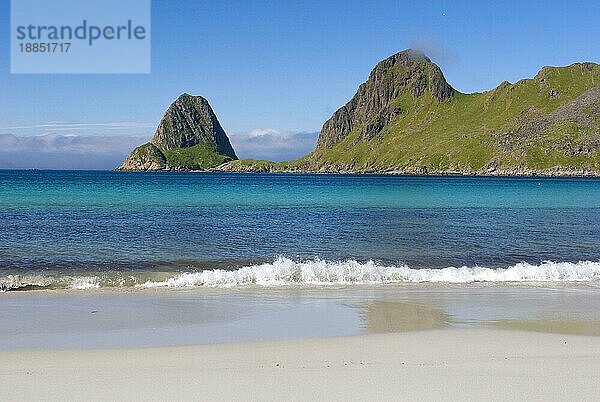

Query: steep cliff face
left=117, top=94, right=237, bottom=171
left=151, top=93, right=237, bottom=159
left=315, top=50, right=455, bottom=151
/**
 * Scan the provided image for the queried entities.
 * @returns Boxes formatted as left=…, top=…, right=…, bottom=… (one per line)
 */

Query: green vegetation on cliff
left=117, top=143, right=167, bottom=171
left=287, top=51, right=600, bottom=174
left=162, top=143, right=233, bottom=170
left=216, top=159, right=294, bottom=172
left=119, top=141, right=234, bottom=171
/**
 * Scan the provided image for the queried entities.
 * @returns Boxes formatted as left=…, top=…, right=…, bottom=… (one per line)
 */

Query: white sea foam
left=2, top=258, right=600, bottom=292
left=0, top=274, right=55, bottom=291
left=0, top=274, right=102, bottom=292
left=138, top=257, right=600, bottom=288
left=71, top=276, right=101, bottom=290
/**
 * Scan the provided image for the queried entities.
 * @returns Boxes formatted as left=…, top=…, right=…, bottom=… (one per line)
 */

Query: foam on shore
left=2, top=257, right=600, bottom=292
left=140, top=257, right=600, bottom=288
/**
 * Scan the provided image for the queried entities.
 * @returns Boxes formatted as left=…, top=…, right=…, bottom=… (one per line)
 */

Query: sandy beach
left=2, top=328, right=599, bottom=401
left=2, top=287, right=600, bottom=401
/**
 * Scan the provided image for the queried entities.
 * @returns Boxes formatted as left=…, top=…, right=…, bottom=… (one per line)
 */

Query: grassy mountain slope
left=298, top=54, right=600, bottom=173
left=162, top=143, right=233, bottom=170
left=223, top=51, right=600, bottom=175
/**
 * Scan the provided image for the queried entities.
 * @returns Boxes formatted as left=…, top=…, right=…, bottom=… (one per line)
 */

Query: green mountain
left=223, top=49, right=600, bottom=175
left=117, top=94, right=237, bottom=171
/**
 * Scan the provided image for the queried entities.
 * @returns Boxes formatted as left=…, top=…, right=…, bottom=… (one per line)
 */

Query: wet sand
left=3, top=285, right=600, bottom=350
left=2, top=329, right=600, bottom=401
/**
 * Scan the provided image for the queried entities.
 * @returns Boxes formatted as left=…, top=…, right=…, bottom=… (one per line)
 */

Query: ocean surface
left=1, top=170, right=600, bottom=291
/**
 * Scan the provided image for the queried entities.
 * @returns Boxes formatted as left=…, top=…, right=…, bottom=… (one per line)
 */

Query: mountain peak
left=151, top=94, right=237, bottom=159
left=315, top=49, right=455, bottom=151
left=383, top=48, right=431, bottom=63
left=175, top=92, right=205, bottom=103
left=369, top=49, right=453, bottom=100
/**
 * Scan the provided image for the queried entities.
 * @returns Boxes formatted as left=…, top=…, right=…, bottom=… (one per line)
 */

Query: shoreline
left=114, top=166, right=600, bottom=177
left=3, top=329, right=600, bottom=401
left=8, top=166, right=600, bottom=177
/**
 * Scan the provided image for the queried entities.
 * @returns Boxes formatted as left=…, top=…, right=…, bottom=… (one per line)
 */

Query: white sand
left=2, top=329, right=600, bottom=401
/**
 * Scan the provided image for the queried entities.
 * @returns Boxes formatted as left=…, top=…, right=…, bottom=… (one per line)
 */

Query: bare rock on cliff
left=151, top=93, right=237, bottom=159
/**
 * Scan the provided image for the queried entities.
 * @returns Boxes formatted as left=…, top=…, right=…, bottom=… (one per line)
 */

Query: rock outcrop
left=118, top=143, right=166, bottom=171
left=151, top=93, right=237, bottom=158
left=117, top=94, right=237, bottom=171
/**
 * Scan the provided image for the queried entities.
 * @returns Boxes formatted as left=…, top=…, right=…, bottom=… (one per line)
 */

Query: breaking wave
left=2, top=258, right=600, bottom=292
left=0, top=273, right=147, bottom=292
left=140, top=257, right=600, bottom=288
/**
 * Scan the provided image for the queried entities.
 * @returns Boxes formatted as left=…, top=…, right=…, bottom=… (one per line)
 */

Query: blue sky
left=0, top=0, right=599, bottom=168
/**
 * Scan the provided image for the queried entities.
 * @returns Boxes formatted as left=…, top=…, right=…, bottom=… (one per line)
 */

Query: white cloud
left=0, top=122, right=155, bottom=131
left=0, top=133, right=150, bottom=170
left=0, top=128, right=320, bottom=169
left=227, top=129, right=319, bottom=161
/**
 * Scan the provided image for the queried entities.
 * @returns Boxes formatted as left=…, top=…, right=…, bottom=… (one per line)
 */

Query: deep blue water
left=1, top=170, right=600, bottom=288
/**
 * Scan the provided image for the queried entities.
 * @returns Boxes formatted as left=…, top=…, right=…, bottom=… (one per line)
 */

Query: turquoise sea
left=1, top=170, right=600, bottom=291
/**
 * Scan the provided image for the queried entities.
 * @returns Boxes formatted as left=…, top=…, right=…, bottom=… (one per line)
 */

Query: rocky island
left=118, top=50, right=600, bottom=176
left=117, top=93, right=237, bottom=171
